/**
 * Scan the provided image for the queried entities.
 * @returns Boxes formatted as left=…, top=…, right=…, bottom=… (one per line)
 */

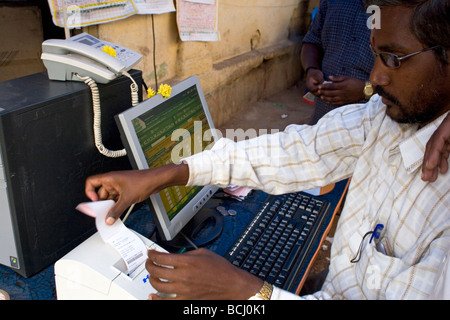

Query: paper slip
left=76, top=200, right=148, bottom=275
left=223, top=185, right=252, bottom=201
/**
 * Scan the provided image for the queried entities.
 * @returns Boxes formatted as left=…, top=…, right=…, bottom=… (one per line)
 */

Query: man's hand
left=146, top=248, right=263, bottom=300
left=85, top=163, right=189, bottom=224
left=305, top=68, right=325, bottom=97
left=317, top=76, right=365, bottom=106
left=422, top=113, right=450, bottom=182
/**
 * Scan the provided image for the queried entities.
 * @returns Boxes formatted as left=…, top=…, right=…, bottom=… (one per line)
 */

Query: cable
left=122, top=70, right=140, bottom=107
left=142, top=79, right=149, bottom=92
left=76, top=72, right=139, bottom=158
left=180, top=231, right=199, bottom=249
left=121, top=203, right=136, bottom=224
left=151, top=14, right=158, bottom=88
left=76, top=72, right=140, bottom=223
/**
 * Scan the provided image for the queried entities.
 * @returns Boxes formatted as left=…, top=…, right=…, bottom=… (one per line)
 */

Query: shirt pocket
left=355, top=239, right=409, bottom=299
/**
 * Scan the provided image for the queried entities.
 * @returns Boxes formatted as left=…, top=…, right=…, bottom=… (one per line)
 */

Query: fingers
left=147, top=250, right=181, bottom=269
left=422, top=116, right=450, bottom=182
left=440, top=144, right=450, bottom=174
left=84, top=173, right=131, bottom=225
left=145, top=249, right=217, bottom=300
left=105, top=198, right=131, bottom=225
left=85, top=175, right=103, bottom=201
left=327, top=75, right=345, bottom=83
left=306, top=69, right=324, bottom=95
left=317, top=81, right=343, bottom=105
left=145, top=250, right=186, bottom=299
left=423, top=142, right=450, bottom=182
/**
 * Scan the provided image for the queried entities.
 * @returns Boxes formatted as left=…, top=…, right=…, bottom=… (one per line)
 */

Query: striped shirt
left=184, top=95, right=450, bottom=300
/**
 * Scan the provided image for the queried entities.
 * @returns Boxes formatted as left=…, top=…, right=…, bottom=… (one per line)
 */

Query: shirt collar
left=399, top=112, right=450, bottom=174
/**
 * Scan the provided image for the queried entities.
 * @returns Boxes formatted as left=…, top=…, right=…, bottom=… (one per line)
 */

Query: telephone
left=41, top=33, right=143, bottom=158
left=41, top=33, right=142, bottom=84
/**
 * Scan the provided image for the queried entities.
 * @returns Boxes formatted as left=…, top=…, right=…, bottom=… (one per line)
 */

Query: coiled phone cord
left=76, top=72, right=139, bottom=158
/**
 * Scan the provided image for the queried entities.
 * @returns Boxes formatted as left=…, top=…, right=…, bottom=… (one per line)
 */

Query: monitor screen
left=115, top=76, right=219, bottom=241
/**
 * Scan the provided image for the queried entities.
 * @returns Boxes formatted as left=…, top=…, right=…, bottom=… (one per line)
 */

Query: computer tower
left=0, top=70, right=142, bottom=277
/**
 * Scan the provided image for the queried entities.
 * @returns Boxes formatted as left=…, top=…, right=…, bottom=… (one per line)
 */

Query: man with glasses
left=370, top=43, right=441, bottom=69
left=85, top=0, right=450, bottom=300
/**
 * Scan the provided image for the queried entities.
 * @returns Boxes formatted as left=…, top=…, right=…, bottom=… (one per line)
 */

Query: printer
left=55, top=231, right=166, bottom=300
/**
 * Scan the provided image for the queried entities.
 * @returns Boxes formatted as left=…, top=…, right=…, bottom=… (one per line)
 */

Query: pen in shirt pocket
left=370, top=224, right=393, bottom=256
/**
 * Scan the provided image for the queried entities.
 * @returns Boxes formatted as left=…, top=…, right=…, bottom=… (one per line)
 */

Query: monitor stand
left=157, top=207, right=224, bottom=250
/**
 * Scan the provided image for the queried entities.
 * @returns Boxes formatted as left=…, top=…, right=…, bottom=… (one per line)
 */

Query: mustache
left=374, top=86, right=401, bottom=106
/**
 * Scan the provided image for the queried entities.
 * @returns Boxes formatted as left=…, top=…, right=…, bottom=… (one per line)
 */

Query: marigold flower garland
left=101, top=45, right=117, bottom=57
left=147, top=83, right=172, bottom=99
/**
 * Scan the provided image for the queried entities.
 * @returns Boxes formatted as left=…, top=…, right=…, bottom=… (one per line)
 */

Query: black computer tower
left=0, top=70, right=142, bottom=277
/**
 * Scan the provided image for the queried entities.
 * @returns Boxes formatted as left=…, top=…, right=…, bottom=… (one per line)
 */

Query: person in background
left=85, top=0, right=450, bottom=300
left=301, top=0, right=375, bottom=124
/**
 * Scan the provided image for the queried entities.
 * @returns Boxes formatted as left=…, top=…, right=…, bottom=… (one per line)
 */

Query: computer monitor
left=115, top=76, right=222, bottom=248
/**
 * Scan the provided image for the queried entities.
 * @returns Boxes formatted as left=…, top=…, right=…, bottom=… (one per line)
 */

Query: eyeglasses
left=370, top=44, right=441, bottom=69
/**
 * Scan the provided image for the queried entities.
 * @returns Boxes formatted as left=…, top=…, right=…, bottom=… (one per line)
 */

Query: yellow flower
left=157, top=84, right=172, bottom=98
left=102, top=45, right=116, bottom=57
left=146, top=84, right=171, bottom=99
left=147, top=87, right=156, bottom=98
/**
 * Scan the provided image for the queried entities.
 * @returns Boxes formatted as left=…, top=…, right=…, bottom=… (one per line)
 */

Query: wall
left=0, top=5, right=45, bottom=82
left=0, top=1, right=311, bottom=128
left=84, top=0, right=310, bottom=127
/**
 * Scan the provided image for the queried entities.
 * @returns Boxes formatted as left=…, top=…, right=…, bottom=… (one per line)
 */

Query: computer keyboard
left=224, top=192, right=331, bottom=291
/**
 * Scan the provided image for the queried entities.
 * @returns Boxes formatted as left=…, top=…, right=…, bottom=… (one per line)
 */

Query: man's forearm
left=156, top=162, right=190, bottom=191
left=301, top=42, right=322, bottom=72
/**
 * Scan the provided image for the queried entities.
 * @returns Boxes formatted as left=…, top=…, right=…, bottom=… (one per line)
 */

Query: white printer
left=55, top=231, right=166, bottom=300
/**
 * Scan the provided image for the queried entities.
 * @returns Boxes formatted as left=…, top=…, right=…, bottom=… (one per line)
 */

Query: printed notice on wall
left=134, top=0, right=175, bottom=15
left=47, top=0, right=137, bottom=28
left=185, top=0, right=214, bottom=4
left=48, top=0, right=175, bottom=28
left=176, top=0, right=220, bottom=42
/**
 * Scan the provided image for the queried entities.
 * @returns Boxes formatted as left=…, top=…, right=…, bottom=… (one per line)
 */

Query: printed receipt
left=76, top=200, right=148, bottom=275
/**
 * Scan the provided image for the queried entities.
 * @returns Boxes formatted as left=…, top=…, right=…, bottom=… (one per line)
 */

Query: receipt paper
left=76, top=200, right=148, bottom=275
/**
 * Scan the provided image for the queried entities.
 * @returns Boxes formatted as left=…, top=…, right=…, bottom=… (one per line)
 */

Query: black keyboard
left=224, top=192, right=331, bottom=291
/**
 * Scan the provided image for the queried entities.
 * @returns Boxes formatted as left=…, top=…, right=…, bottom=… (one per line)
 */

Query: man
left=301, top=0, right=375, bottom=124
left=85, top=0, right=450, bottom=299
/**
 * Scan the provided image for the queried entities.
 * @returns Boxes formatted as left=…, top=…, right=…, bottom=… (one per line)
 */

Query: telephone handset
left=41, top=33, right=143, bottom=158
left=41, top=33, right=142, bottom=84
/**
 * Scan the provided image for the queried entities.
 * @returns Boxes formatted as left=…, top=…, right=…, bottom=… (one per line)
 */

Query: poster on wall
left=134, top=0, right=175, bottom=15
left=47, top=0, right=137, bottom=28
left=176, top=0, right=220, bottom=42
left=47, top=0, right=176, bottom=28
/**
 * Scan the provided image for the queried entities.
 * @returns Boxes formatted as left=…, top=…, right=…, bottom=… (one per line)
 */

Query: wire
left=76, top=72, right=140, bottom=223
left=151, top=14, right=158, bottom=89
left=76, top=72, right=139, bottom=158
left=180, top=232, right=199, bottom=249
left=122, top=71, right=140, bottom=107
left=142, top=79, right=149, bottom=92
left=121, top=203, right=136, bottom=223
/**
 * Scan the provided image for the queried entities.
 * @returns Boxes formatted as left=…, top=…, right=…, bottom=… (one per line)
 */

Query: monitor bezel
left=115, top=76, right=219, bottom=241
